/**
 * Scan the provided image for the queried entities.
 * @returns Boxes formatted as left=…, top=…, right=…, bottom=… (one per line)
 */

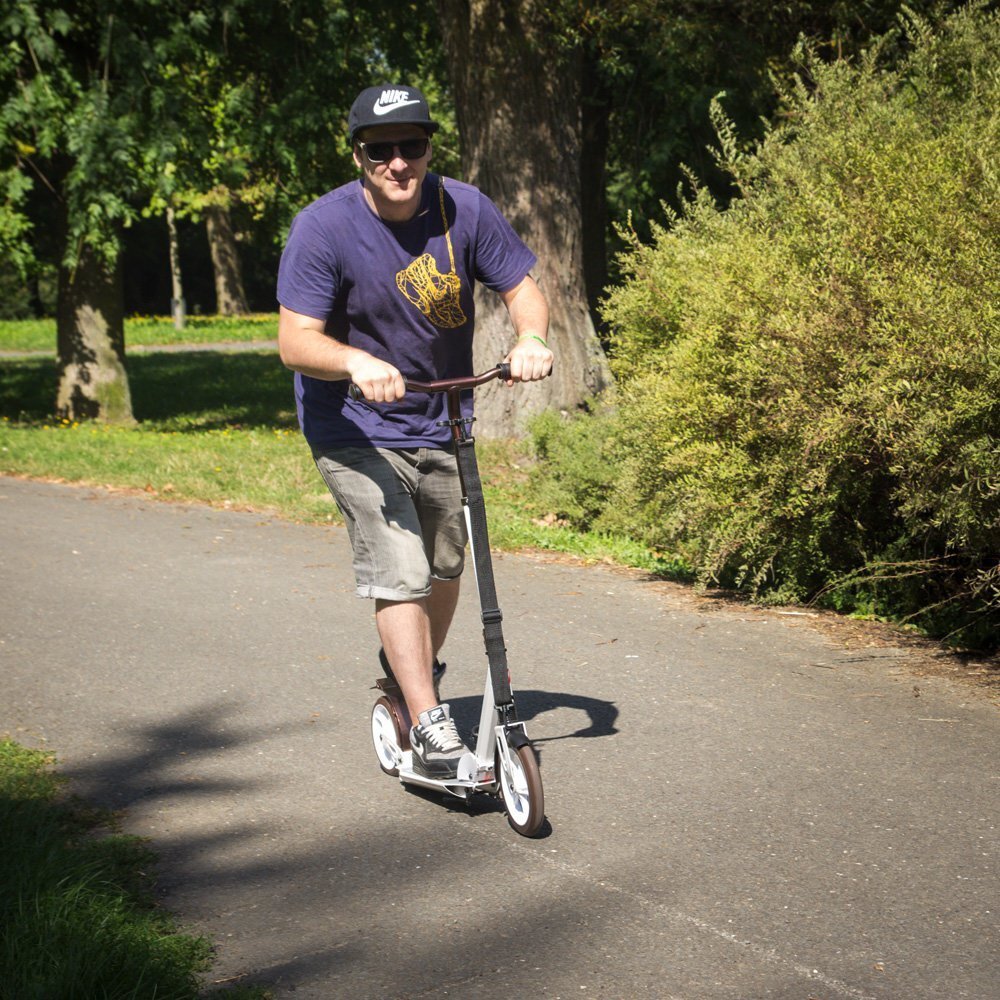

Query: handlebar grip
left=498, top=362, right=511, bottom=383
left=348, top=383, right=363, bottom=401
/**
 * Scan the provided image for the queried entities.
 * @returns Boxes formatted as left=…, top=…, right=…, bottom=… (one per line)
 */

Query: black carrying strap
left=454, top=437, right=513, bottom=708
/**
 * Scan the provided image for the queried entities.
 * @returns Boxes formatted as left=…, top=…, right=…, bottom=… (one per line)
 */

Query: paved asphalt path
left=2, top=476, right=997, bottom=1000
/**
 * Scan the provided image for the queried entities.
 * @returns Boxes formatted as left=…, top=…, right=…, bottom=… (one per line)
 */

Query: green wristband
left=518, top=333, right=548, bottom=348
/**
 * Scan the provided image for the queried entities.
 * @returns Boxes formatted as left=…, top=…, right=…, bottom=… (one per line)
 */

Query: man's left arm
left=499, top=276, right=553, bottom=384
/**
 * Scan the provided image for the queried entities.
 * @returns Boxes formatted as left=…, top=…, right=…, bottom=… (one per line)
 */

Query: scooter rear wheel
left=497, top=743, right=544, bottom=837
left=371, top=697, right=403, bottom=776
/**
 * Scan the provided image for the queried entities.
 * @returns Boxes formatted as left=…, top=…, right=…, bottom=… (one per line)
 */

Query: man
left=277, top=84, right=552, bottom=779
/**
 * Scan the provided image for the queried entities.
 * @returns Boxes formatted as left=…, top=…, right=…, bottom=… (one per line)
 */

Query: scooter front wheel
left=497, top=742, right=544, bottom=837
left=371, top=697, right=403, bottom=776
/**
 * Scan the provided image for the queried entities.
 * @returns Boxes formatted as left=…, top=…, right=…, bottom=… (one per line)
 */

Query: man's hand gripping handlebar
left=348, top=363, right=551, bottom=441
left=347, top=363, right=518, bottom=402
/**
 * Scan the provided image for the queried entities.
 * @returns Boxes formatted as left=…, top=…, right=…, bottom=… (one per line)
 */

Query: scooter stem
left=453, top=432, right=514, bottom=711
left=350, top=363, right=522, bottom=714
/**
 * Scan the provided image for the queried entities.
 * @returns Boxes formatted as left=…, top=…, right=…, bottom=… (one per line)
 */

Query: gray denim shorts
left=314, top=445, right=467, bottom=601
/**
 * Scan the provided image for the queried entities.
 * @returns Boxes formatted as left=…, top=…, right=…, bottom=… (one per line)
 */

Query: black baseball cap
left=349, top=85, right=439, bottom=142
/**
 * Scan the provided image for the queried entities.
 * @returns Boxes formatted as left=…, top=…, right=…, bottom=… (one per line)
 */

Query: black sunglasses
left=358, top=137, right=429, bottom=164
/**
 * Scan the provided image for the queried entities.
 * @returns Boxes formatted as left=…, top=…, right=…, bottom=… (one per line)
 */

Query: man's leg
left=314, top=445, right=465, bottom=726
left=376, top=597, right=435, bottom=721
left=376, top=576, right=461, bottom=721
left=428, top=576, right=461, bottom=659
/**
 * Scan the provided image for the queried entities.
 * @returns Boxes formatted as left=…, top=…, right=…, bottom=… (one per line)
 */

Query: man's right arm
left=278, top=306, right=406, bottom=402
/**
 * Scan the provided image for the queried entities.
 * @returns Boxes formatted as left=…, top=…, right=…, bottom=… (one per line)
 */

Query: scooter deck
left=396, top=751, right=497, bottom=799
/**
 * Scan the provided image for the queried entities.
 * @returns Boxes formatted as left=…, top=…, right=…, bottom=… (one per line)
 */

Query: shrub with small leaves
left=599, top=4, right=999, bottom=645
left=528, top=403, right=620, bottom=530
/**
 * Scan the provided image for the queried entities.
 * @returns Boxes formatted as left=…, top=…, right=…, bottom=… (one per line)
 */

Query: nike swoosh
left=373, top=99, right=421, bottom=116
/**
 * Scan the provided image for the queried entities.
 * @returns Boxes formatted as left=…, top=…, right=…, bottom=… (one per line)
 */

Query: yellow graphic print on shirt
left=395, top=180, right=468, bottom=329
left=396, top=255, right=466, bottom=328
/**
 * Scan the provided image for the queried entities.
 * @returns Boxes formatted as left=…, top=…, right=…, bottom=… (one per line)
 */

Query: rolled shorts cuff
left=354, top=569, right=463, bottom=602
left=356, top=583, right=433, bottom=602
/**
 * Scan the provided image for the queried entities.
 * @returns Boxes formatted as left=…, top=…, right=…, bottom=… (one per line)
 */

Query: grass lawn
left=0, top=348, right=339, bottom=521
left=0, top=739, right=267, bottom=998
left=0, top=326, right=672, bottom=571
left=0, top=314, right=278, bottom=354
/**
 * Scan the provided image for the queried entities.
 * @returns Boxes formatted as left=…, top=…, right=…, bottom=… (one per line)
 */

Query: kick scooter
left=350, top=364, right=546, bottom=837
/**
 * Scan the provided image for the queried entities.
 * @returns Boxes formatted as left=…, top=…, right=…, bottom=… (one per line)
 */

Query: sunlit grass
left=0, top=418, right=336, bottom=521
left=0, top=347, right=671, bottom=572
left=0, top=739, right=268, bottom=998
left=0, top=314, right=278, bottom=354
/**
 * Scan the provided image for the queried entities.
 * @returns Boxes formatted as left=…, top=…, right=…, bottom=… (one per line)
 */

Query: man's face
left=353, top=123, right=432, bottom=221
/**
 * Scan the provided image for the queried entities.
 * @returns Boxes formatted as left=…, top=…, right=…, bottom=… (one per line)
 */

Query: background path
left=2, top=477, right=996, bottom=999
left=0, top=340, right=279, bottom=359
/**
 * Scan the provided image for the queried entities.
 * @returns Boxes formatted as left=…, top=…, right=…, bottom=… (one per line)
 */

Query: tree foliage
left=0, top=1, right=455, bottom=415
left=562, top=3, right=999, bottom=645
left=553, top=0, right=965, bottom=235
left=145, top=3, right=437, bottom=238
left=1, top=2, right=207, bottom=271
left=0, top=1, right=218, bottom=420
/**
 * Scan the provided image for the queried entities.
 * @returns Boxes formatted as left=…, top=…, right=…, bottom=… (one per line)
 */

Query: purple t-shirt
left=277, top=173, right=537, bottom=449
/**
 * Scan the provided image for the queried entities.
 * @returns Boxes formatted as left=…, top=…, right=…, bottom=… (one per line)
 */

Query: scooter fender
left=504, top=727, right=531, bottom=751
left=456, top=751, right=481, bottom=783
left=373, top=678, right=412, bottom=750
left=494, top=724, right=531, bottom=785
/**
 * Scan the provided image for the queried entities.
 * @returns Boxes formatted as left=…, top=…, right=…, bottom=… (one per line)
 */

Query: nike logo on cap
left=373, top=89, right=421, bottom=116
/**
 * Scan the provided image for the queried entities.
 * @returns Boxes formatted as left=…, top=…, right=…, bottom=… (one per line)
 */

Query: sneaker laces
left=420, top=715, right=465, bottom=754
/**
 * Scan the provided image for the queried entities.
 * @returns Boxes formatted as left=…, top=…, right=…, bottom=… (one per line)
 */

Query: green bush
left=598, top=4, right=1000, bottom=645
left=528, top=403, right=621, bottom=530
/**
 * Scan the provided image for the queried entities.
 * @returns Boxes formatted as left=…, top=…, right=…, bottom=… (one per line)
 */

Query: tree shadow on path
left=40, top=696, right=634, bottom=998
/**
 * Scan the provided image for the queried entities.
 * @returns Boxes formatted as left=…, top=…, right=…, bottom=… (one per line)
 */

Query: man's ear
left=352, top=143, right=364, bottom=171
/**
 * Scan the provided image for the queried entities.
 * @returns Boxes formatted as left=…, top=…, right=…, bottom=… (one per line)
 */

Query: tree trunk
left=437, top=0, right=612, bottom=436
left=205, top=203, right=250, bottom=315
left=580, top=45, right=611, bottom=331
left=166, top=205, right=186, bottom=330
left=27, top=272, right=45, bottom=318
left=55, top=242, right=134, bottom=424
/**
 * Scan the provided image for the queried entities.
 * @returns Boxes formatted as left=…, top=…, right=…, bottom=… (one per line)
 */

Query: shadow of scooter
left=447, top=688, right=619, bottom=766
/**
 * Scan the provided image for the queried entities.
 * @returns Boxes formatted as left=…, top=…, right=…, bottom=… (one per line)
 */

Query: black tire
left=496, top=742, right=544, bottom=837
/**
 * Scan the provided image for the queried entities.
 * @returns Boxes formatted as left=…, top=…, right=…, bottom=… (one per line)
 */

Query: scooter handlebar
left=348, top=361, right=551, bottom=401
